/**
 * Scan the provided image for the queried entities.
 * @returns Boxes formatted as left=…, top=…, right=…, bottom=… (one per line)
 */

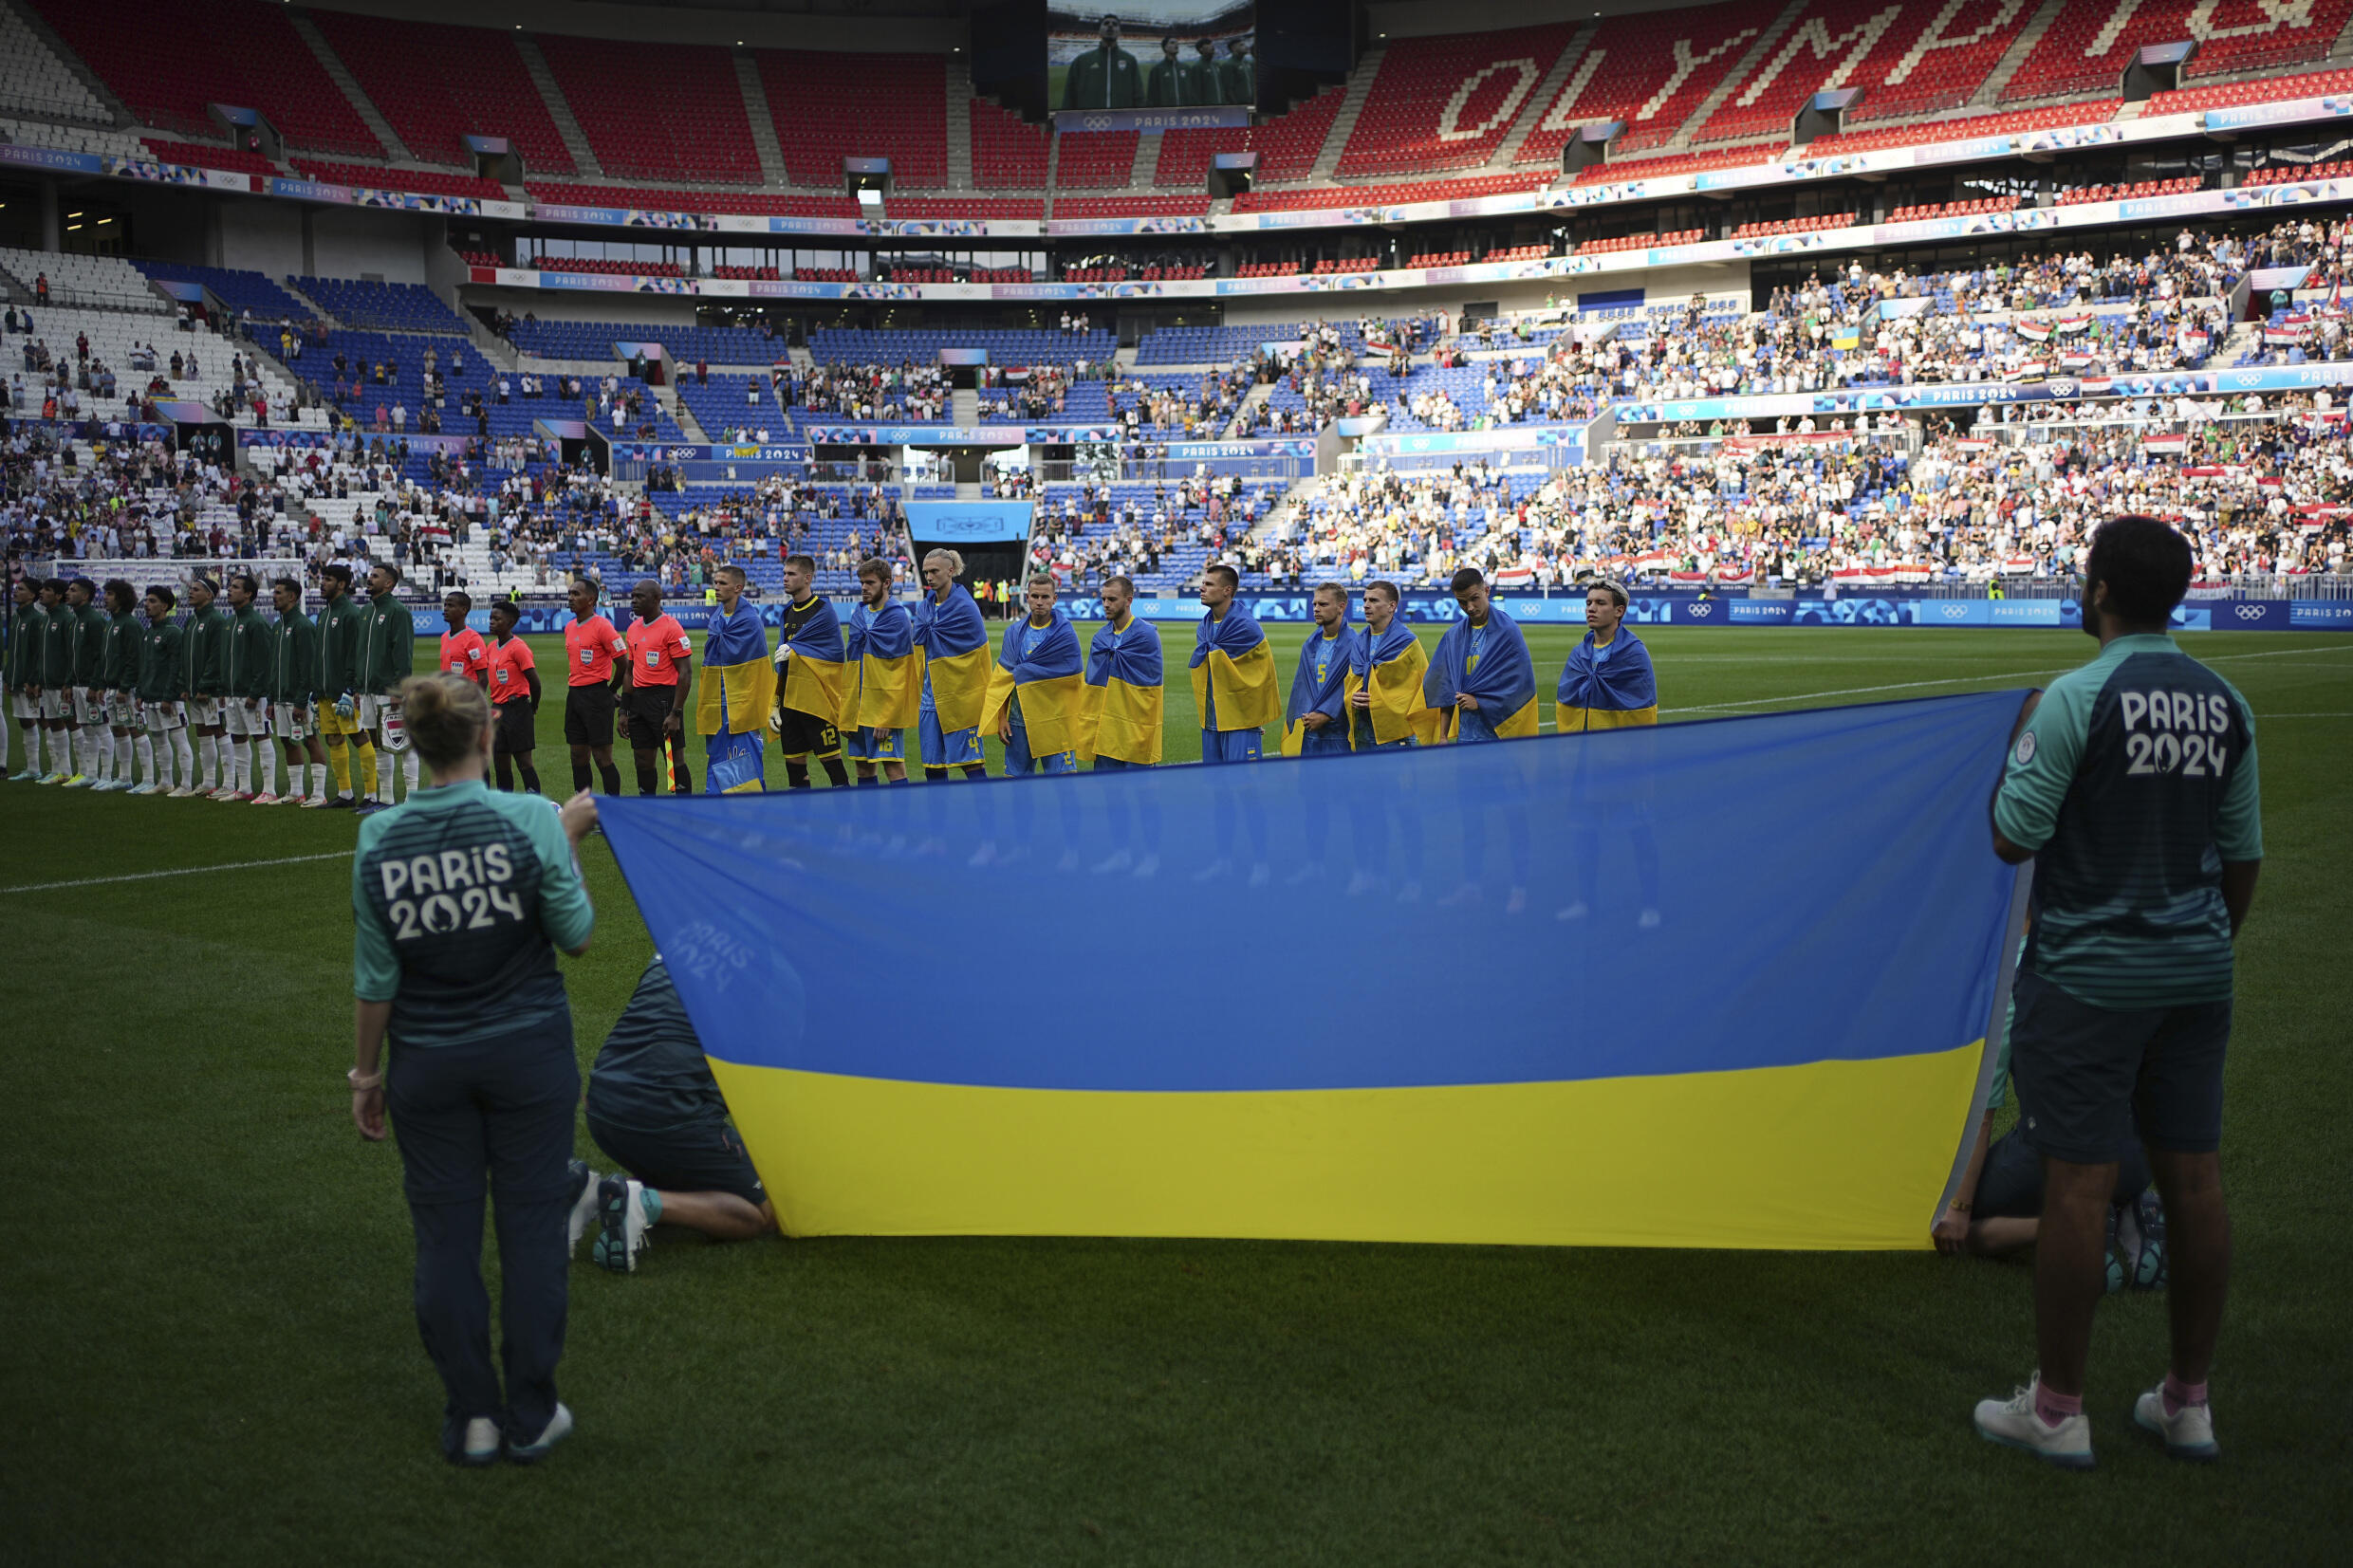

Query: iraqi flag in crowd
left=2014, top=319, right=2053, bottom=343
left=1492, top=564, right=1536, bottom=588
left=2000, top=554, right=2040, bottom=575
left=2009, top=361, right=2047, bottom=382
left=2056, top=313, right=2094, bottom=335
left=2079, top=376, right=2114, bottom=395
left=2144, top=433, right=2188, bottom=455
left=1711, top=564, right=1754, bottom=583
left=2178, top=326, right=2211, bottom=355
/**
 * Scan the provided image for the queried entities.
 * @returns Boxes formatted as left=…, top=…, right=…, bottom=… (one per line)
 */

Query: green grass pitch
left=3, top=628, right=2347, bottom=1564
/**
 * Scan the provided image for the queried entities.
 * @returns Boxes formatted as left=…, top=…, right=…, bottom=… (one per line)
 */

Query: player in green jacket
left=221, top=573, right=273, bottom=800
left=179, top=576, right=234, bottom=796
left=4, top=575, right=49, bottom=782
left=354, top=563, right=417, bottom=814
left=63, top=577, right=109, bottom=787
left=133, top=584, right=191, bottom=796
left=266, top=575, right=327, bottom=807
left=314, top=563, right=369, bottom=808
left=95, top=580, right=143, bottom=792
left=36, top=578, right=75, bottom=783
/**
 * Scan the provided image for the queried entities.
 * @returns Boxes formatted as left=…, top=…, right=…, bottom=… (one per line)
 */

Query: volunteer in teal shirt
left=348, top=672, right=600, bottom=1467
left=1971, top=515, right=2261, bottom=1470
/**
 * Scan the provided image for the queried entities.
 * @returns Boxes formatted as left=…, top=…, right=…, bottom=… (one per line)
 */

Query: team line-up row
left=0, top=554, right=1662, bottom=804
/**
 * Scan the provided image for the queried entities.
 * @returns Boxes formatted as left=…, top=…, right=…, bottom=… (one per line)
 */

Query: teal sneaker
left=507, top=1403, right=573, bottom=1464
left=592, top=1175, right=655, bottom=1273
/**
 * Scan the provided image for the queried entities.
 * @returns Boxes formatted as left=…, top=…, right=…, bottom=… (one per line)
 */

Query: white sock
left=198, top=733, right=219, bottom=789
left=137, top=732, right=157, bottom=784
left=255, top=746, right=275, bottom=797
left=231, top=739, right=250, bottom=793
left=171, top=729, right=195, bottom=786
left=43, top=728, right=61, bottom=774
left=311, top=761, right=329, bottom=802
left=378, top=750, right=395, bottom=802
left=0, top=714, right=11, bottom=770
left=402, top=750, right=419, bottom=793
left=100, top=730, right=119, bottom=782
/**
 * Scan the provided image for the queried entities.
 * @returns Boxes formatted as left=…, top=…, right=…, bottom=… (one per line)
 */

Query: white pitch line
left=1666, top=642, right=2353, bottom=715
left=0, top=851, right=347, bottom=895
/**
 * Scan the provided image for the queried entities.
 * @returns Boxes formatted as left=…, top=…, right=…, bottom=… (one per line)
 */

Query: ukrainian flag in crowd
left=914, top=583, right=991, bottom=734
left=695, top=600, right=774, bottom=794
left=602, top=692, right=2029, bottom=1251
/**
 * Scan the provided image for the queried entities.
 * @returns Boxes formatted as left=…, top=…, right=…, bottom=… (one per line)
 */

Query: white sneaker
left=565, top=1160, right=601, bottom=1255
left=455, top=1414, right=500, bottom=1467
left=506, top=1402, right=573, bottom=1464
left=250, top=792, right=279, bottom=806
left=300, top=794, right=333, bottom=808
left=167, top=784, right=197, bottom=798
left=594, top=1175, right=651, bottom=1273
left=2134, top=1384, right=2218, bottom=1461
left=1973, top=1374, right=2094, bottom=1469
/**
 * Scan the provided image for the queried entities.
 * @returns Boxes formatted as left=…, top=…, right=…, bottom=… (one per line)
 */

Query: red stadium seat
left=1054, top=131, right=1139, bottom=188
left=972, top=99, right=1049, bottom=188
left=1517, top=2, right=1766, bottom=163
left=309, top=12, right=575, bottom=175
left=2004, top=0, right=2353, bottom=102
left=536, top=35, right=763, bottom=185
left=758, top=49, right=947, bottom=188
left=1337, top=24, right=1582, bottom=177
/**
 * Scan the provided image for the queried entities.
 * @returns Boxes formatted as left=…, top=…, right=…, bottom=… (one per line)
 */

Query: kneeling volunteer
left=583, top=956, right=779, bottom=1273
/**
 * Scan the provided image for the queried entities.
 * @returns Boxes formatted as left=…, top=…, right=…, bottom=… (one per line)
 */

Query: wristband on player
left=347, top=1066, right=384, bottom=1092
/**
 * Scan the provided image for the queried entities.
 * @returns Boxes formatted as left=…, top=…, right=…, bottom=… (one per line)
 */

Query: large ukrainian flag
left=601, top=692, right=2030, bottom=1251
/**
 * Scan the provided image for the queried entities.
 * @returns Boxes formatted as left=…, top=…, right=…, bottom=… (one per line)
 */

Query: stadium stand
left=306, top=11, right=576, bottom=175
left=807, top=328, right=1114, bottom=367
left=1335, top=23, right=1581, bottom=176
left=290, top=162, right=509, bottom=200
left=1694, top=0, right=1984, bottom=144
left=533, top=257, right=688, bottom=279
left=1054, top=131, right=1140, bottom=188
left=888, top=196, right=1046, bottom=220
left=1795, top=102, right=2119, bottom=157
left=1154, top=126, right=1248, bottom=188
left=1731, top=213, right=1855, bottom=238
left=511, top=320, right=787, bottom=364
left=1515, top=2, right=1759, bottom=161
left=140, top=138, right=281, bottom=178
left=131, top=261, right=313, bottom=323
left=1053, top=194, right=1213, bottom=218
left=2055, top=177, right=2199, bottom=205
left=535, top=36, right=763, bottom=185
left=2146, top=65, right=2353, bottom=118
left=1233, top=173, right=1551, bottom=212
left=31, top=0, right=379, bottom=155
left=294, top=278, right=474, bottom=335
left=2003, top=0, right=2353, bottom=101
left=757, top=49, right=948, bottom=188
left=0, top=1, right=113, bottom=122
left=0, top=117, right=145, bottom=159
left=525, top=183, right=860, bottom=218
left=1576, top=141, right=1788, bottom=185
left=1, top=249, right=162, bottom=312
left=972, top=98, right=1050, bottom=188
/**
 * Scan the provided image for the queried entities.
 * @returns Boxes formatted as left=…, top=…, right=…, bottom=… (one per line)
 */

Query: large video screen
left=1049, top=3, right=1255, bottom=112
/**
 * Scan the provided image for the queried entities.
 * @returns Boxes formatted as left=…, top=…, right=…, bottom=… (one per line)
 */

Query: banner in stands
left=603, top=692, right=2028, bottom=1247
left=609, top=441, right=811, bottom=464
left=1048, top=591, right=2342, bottom=630
left=804, top=424, right=1029, bottom=447
left=905, top=501, right=1036, bottom=544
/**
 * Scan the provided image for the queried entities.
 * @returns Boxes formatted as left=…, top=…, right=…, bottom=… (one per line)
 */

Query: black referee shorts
left=563, top=684, right=616, bottom=748
left=2010, top=969, right=2233, bottom=1164
left=493, top=698, right=536, bottom=753
left=775, top=704, right=842, bottom=760
left=622, top=685, right=678, bottom=748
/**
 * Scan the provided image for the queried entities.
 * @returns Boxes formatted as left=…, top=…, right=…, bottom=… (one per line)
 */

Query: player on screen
left=770, top=554, right=852, bottom=791
left=1062, top=12, right=1142, bottom=110
left=562, top=578, right=628, bottom=797
left=354, top=563, right=417, bottom=814
left=1080, top=573, right=1164, bottom=876
left=220, top=574, right=272, bottom=800
left=266, top=577, right=329, bottom=807
left=313, top=563, right=369, bottom=809
left=913, top=549, right=990, bottom=784
left=486, top=600, right=544, bottom=796
left=619, top=580, right=694, bottom=796
left=843, top=559, right=916, bottom=785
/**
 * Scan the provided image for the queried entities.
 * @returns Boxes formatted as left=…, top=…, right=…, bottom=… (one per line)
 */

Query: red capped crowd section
left=35, top=0, right=377, bottom=154
left=2004, top=0, right=2353, bottom=101
left=307, top=12, right=575, bottom=174
left=1336, top=23, right=1582, bottom=176
left=536, top=36, right=762, bottom=185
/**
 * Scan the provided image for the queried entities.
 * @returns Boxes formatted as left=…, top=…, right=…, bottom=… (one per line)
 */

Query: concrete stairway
left=1972, top=0, right=2068, bottom=108
left=1307, top=48, right=1384, bottom=180
left=734, top=50, right=791, bottom=185
left=1663, top=0, right=1806, bottom=149
left=1130, top=129, right=1160, bottom=188
left=944, top=57, right=975, bottom=189
left=515, top=35, right=603, bottom=179
left=952, top=386, right=980, bottom=426
left=1495, top=22, right=1595, bottom=171
left=287, top=9, right=409, bottom=162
